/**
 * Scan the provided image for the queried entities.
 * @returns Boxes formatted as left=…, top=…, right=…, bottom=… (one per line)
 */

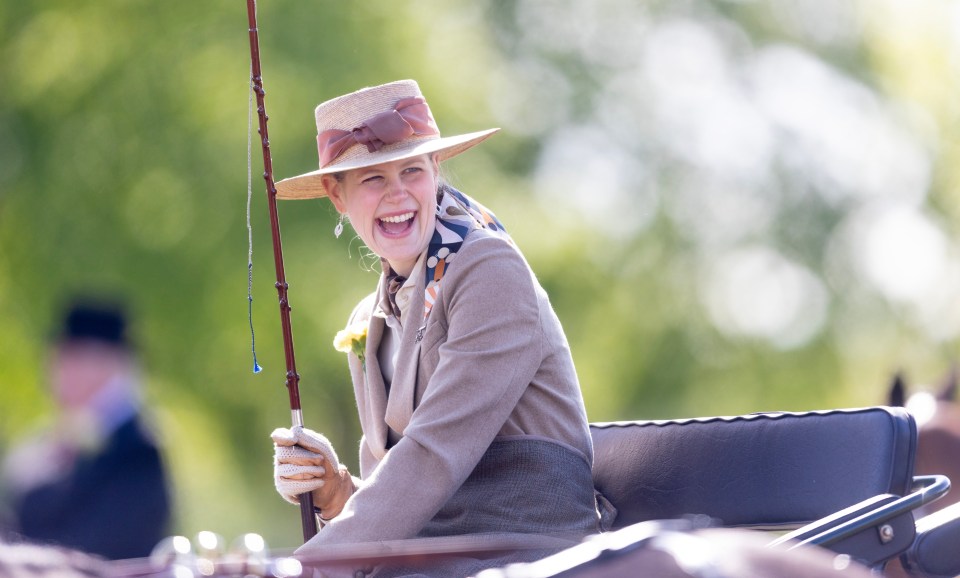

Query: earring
left=334, top=215, right=345, bottom=239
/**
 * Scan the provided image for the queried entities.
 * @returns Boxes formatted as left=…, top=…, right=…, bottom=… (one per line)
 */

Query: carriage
left=126, top=404, right=960, bottom=578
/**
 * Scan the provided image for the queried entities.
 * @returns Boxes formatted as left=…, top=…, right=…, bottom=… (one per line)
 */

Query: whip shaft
left=245, top=0, right=318, bottom=541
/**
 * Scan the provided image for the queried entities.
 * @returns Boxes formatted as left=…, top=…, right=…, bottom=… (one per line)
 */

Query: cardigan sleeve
left=299, top=236, right=544, bottom=549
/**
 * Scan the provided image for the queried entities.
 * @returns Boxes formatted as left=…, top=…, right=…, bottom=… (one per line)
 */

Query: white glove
left=272, top=426, right=341, bottom=505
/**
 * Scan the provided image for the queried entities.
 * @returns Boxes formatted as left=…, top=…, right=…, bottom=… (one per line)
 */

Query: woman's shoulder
left=457, top=225, right=526, bottom=264
left=442, top=226, right=535, bottom=290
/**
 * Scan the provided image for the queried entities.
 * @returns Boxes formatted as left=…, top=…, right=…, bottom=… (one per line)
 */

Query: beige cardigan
left=299, top=227, right=594, bottom=551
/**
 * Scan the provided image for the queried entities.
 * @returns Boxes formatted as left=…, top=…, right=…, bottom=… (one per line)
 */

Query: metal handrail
left=778, top=475, right=951, bottom=550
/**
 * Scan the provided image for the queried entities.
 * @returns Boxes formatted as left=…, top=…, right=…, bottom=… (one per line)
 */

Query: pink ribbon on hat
left=317, top=97, right=441, bottom=167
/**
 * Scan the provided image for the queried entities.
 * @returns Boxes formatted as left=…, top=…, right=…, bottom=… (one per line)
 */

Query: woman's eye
left=361, top=175, right=383, bottom=184
left=403, top=167, right=423, bottom=175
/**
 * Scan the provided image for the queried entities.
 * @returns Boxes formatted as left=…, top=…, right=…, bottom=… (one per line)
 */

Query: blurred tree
left=480, top=0, right=959, bottom=416
left=0, top=0, right=956, bottom=553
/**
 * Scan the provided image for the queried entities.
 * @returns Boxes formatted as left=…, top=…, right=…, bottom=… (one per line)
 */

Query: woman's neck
left=387, top=259, right=415, bottom=279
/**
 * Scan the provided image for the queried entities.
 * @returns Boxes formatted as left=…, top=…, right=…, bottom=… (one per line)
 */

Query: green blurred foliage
left=0, top=0, right=957, bottom=552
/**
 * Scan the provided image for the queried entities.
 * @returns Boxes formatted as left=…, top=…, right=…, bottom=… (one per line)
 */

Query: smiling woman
left=268, top=80, right=600, bottom=578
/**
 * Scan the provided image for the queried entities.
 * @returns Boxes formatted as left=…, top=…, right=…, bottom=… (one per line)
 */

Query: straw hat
left=275, top=80, right=499, bottom=200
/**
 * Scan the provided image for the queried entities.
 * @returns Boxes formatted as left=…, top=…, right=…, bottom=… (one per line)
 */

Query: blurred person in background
left=1, top=297, right=171, bottom=560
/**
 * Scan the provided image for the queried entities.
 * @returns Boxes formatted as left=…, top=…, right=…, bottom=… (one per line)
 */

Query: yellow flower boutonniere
left=333, top=321, right=368, bottom=370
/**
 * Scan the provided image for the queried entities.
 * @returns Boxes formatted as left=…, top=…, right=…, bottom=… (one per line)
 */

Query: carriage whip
left=245, top=0, right=318, bottom=541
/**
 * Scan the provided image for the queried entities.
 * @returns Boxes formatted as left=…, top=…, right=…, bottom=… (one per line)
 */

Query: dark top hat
left=58, top=299, right=130, bottom=349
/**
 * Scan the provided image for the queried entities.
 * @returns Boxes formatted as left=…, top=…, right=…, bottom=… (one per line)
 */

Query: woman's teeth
left=380, top=212, right=414, bottom=224
left=378, top=211, right=416, bottom=235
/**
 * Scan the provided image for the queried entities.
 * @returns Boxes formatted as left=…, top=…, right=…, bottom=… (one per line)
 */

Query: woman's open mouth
left=377, top=211, right=416, bottom=236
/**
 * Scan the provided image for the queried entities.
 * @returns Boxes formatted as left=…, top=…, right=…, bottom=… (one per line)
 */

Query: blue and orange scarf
left=420, top=186, right=512, bottom=328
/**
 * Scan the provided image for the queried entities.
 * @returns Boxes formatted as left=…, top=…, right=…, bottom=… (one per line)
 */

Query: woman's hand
left=272, top=426, right=355, bottom=520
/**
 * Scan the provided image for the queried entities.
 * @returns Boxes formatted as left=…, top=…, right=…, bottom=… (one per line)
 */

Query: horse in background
left=879, top=367, right=960, bottom=578
left=888, top=365, right=960, bottom=515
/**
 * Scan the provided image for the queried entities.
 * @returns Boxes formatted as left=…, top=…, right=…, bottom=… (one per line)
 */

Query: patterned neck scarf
left=417, top=185, right=512, bottom=337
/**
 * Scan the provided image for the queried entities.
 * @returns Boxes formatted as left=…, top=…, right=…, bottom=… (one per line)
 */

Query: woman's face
left=325, top=154, right=439, bottom=278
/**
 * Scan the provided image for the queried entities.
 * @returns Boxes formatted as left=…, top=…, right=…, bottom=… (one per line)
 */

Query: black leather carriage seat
left=589, top=406, right=917, bottom=531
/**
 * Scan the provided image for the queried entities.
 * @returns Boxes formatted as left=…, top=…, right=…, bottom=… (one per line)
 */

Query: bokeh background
left=1, top=0, right=958, bottom=552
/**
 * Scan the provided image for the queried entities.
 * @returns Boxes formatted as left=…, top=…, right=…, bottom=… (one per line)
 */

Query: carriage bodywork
left=487, top=406, right=960, bottom=577
left=137, top=406, right=960, bottom=577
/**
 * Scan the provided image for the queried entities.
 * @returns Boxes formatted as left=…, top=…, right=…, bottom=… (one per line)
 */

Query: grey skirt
left=373, top=436, right=599, bottom=577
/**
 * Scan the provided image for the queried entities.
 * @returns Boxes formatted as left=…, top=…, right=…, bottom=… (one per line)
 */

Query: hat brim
left=275, top=128, right=499, bottom=200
